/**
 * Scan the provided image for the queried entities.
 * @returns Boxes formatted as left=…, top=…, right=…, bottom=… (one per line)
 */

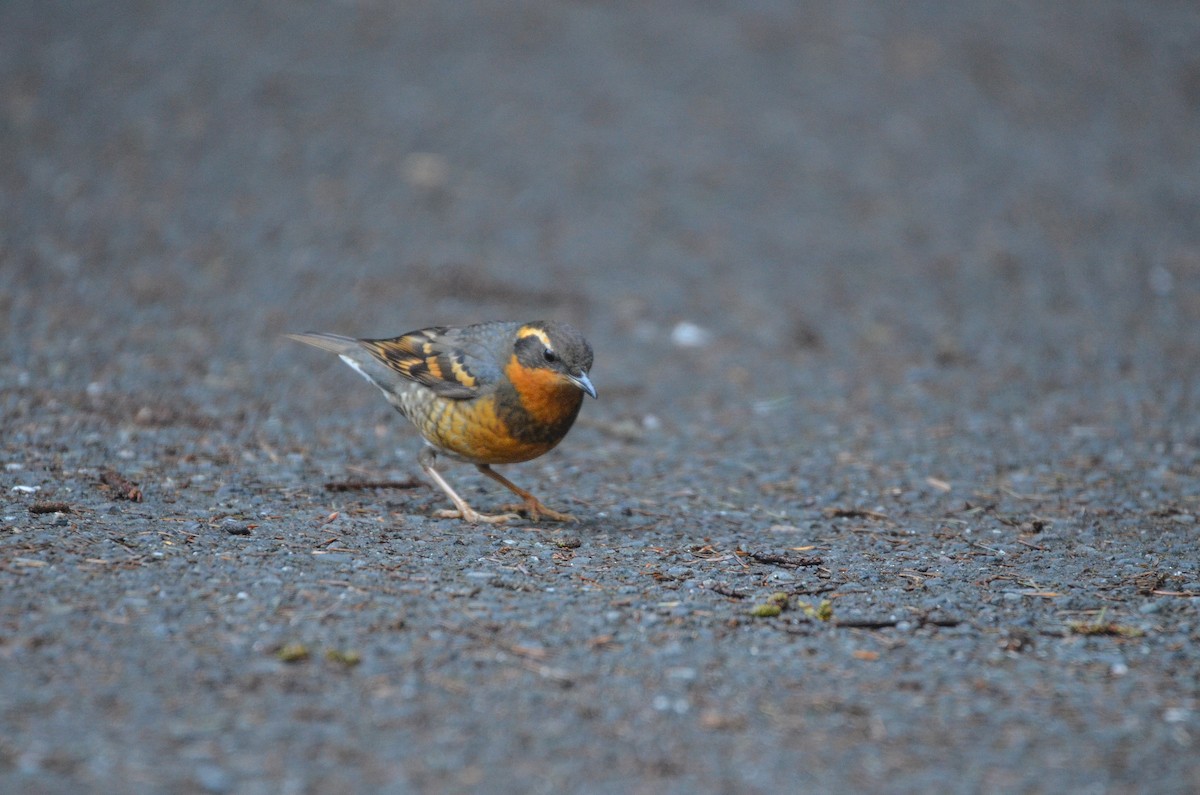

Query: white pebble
left=670, top=321, right=713, bottom=348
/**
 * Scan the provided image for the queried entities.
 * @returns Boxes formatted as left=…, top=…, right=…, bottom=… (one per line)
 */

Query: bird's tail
left=285, top=332, right=362, bottom=356
left=286, top=331, right=407, bottom=397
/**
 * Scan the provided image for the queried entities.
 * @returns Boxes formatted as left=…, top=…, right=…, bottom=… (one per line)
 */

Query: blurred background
left=3, top=4, right=1200, bottom=791
left=2, top=0, right=1198, bottom=459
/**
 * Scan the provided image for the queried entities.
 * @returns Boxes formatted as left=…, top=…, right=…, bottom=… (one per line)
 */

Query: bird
left=287, top=320, right=596, bottom=524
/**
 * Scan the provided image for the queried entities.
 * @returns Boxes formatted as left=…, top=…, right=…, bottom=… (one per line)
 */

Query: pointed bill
left=569, top=371, right=597, bottom=399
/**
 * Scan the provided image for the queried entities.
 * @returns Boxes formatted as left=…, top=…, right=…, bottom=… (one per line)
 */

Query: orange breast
left=402, top=358, right=584, bottom=465
left=502, top=355, right=584, bottom=428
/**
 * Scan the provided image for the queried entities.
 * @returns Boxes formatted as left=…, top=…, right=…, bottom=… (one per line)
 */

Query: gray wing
left=287, top=325, right=506, bottom=400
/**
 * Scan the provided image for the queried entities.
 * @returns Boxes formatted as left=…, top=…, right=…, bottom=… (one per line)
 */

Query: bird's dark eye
left=543, top=347, right=558, bottom=363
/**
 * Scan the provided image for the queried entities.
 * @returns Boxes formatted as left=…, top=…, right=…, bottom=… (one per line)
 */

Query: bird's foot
left=499, top=497, right=578, bottom=523
left=433, top=507, right=521, bottom=524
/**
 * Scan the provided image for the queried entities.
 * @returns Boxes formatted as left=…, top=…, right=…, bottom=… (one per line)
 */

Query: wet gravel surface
left=3, top=2, right=1200, bottom=793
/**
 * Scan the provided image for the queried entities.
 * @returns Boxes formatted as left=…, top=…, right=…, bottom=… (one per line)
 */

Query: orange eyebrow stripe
left=517, top=326, right=553, bottom=349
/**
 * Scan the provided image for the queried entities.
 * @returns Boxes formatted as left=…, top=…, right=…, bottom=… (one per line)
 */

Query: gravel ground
left=3, top=2, right=1199, bottom=793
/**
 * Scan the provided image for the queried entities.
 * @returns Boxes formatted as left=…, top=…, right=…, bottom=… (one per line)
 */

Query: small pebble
left=670, top=321, right=713, bottom=348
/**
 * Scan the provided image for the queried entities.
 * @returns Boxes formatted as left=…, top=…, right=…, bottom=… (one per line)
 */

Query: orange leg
left=476, top=464, right=578, bottom=523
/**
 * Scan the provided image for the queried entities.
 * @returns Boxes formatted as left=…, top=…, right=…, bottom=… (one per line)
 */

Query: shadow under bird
left=288, top=320, right=596, bottom=523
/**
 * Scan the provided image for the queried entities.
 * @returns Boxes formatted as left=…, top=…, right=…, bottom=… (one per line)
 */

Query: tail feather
left=285, top=332, right=361, bottom=356
left=287, top=331, right=408, bottom=398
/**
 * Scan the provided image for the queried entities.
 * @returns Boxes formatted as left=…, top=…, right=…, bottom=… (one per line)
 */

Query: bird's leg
left=418, top=447, right=518, bottom=524
left=476, top=464, right=578, bottom=523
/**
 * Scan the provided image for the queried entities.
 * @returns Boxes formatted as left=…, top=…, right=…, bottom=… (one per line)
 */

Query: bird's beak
left=569, top=371, right=597, bottom=399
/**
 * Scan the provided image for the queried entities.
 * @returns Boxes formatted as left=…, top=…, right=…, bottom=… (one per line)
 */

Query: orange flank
left=424, top=385, right=557, bottom=465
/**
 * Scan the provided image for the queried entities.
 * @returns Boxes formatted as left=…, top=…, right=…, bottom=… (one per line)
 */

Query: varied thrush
left=288, top=320, right=596, bottom=523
